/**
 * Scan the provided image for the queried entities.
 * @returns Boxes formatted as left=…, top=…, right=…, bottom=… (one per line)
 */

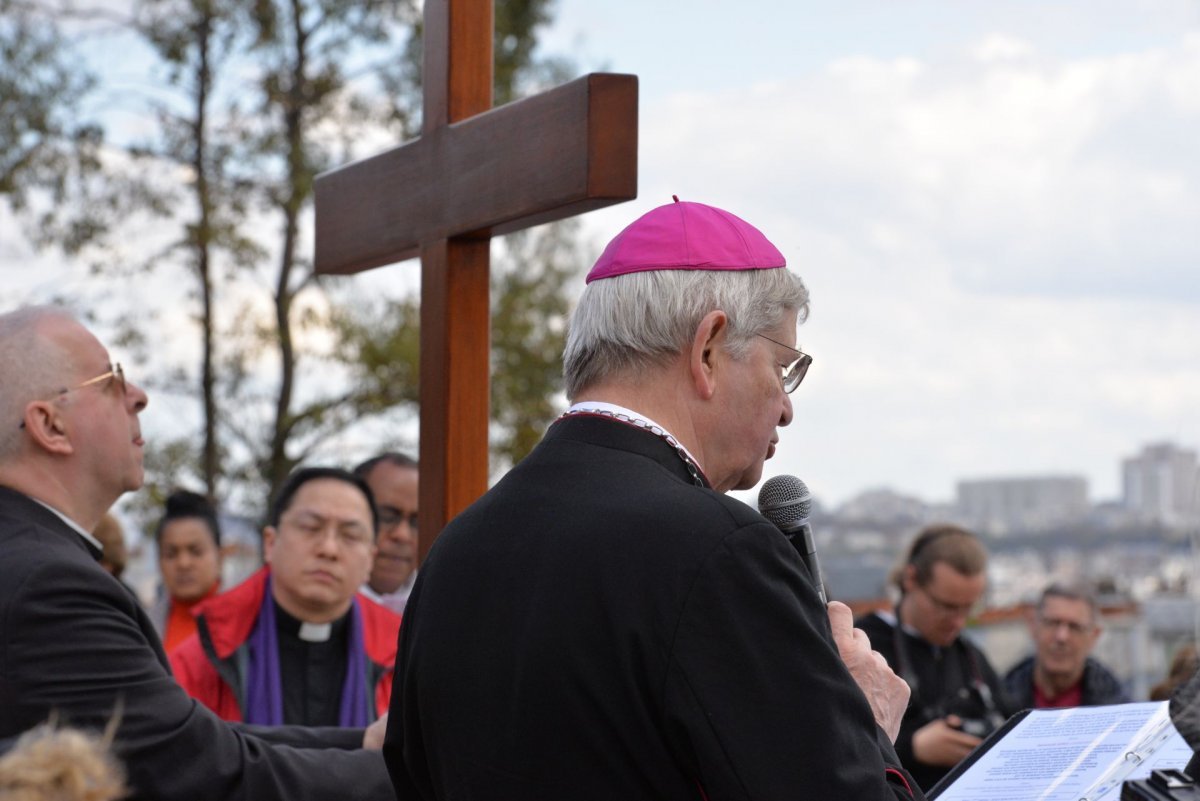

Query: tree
left=134, top=0, right=261, bottom=501
left=489, top=221, right=579, bottom=471
left=1, top=0, right=586, bottom=522
left=0, top=0, right=102, bottom=244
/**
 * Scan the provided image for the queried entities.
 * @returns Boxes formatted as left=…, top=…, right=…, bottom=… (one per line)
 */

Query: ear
left=21, top=401, right=74, bottom=456
left=688, top=310, right=729, bottom=400
left=900, top=564, right=918, bottom=593
left=262, top=526, right=278, bottom=564
left=1025, top=607, right=1039, bottom=636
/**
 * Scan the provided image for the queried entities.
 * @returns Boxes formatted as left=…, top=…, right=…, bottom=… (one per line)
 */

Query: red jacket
left=170, top=567, right=401, bottom=723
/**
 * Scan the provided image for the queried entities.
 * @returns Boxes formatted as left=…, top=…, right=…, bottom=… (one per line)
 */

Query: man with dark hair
left=1004, top=583, right=1128, bottom=709
left=353, top=453, right=419, bottom=614
left=386, top=199, right=922, bottom=800
left=0, top=306, right=394, bottom=800
left=172, top=467, right=401, bottom=727
left=857, top=524, right=1013, bottom=791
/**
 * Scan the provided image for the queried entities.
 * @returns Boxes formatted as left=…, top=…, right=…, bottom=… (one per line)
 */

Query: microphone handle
left=796, top=523, right=828, bottom=605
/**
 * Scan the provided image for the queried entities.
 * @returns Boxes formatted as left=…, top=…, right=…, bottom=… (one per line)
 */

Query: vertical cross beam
left=418, top=0, right=493, bottom=558
left=313, top=0, right=638, bottom=562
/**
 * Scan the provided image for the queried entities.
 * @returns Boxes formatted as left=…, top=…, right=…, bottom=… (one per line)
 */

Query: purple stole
left=243, top=574, right=370, bottom=726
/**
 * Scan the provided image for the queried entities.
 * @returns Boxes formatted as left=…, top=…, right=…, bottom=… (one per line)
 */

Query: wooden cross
left=313, top=0, right=638, bottom=562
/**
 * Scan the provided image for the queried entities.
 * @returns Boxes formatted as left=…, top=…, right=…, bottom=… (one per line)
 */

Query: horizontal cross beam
left=314, top=72, right=638, bottom=275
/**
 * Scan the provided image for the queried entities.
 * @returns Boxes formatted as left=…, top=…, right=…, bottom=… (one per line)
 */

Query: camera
left=952, top=715, right=1001, bottom=739
left=944, top=685, right=1006, bottom=739
left=1122, top=769, right=1200, bottom=800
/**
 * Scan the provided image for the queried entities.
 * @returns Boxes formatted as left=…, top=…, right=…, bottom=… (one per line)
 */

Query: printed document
left=931, top=701, right=1192, bottom=801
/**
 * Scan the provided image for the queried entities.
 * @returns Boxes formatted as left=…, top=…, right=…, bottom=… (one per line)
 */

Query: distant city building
left=836, top=488, right=931, bottom=524
left=1122, top=442, right=1200, bottom=525
left=956, top=475, right=1088, bottom=534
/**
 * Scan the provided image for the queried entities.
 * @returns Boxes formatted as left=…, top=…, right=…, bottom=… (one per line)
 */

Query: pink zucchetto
left=585, top=196, right=786, bottom=283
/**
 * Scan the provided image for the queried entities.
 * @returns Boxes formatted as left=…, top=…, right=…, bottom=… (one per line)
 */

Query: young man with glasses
left=0, top=307, right=395, bottom=800
left=385, top=199, right=922, bottom=800
left=856, top=524, right=1015, bottom=792
left=1003, top=583, right=1128, bottom=710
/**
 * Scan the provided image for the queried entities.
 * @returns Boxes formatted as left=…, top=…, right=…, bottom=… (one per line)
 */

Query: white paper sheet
left=931, top=702, right=1192, bottom=801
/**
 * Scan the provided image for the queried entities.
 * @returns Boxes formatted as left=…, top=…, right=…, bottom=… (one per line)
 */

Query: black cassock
left=386, top=414, right=922, bottom=800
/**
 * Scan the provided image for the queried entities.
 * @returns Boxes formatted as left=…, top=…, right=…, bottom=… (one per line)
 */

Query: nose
left=128, top=381, right=149, bottom=412
left=309, top=526, right=342, bottom=558
left=779, top=390, right=794, bottom=427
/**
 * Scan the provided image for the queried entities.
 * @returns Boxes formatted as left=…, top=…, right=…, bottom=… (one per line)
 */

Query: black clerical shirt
left=274, top=604, right=350, bottom=726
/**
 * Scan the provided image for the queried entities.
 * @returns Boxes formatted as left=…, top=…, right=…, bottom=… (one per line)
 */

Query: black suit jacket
left=0, top=486, right=394, bottom=801
left=386, top=414, right=920, bottom=800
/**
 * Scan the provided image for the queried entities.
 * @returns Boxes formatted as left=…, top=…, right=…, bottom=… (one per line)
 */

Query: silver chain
left=559, top=408, right=706, bottom=487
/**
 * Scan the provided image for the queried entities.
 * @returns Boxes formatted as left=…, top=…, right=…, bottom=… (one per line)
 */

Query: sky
left=532, top=0, right=1200, bottom=508
left=3, top=0, right=1199, bottom=512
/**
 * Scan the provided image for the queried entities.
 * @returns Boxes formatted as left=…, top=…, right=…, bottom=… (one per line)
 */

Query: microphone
left=758, top=475, right=827, bottom=604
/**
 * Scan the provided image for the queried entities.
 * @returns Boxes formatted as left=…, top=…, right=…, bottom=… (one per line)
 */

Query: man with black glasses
left=354, top=452, right=420, bottom=615
left=857, top=524, right=1014, bottom=791
left=0, top=306, right=394, bottom=800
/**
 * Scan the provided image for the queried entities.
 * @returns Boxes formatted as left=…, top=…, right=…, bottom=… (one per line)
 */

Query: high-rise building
left=1122, top=442, right=1200, bottom=525
left=956, top=476, right=1089, bottom=534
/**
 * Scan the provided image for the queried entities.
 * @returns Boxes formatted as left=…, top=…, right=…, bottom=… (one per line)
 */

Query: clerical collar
left=31, top=497, right=104, bottom=556
left=561, top=401, right=707, bottom=487
left=273, top=602, right=348, bottom=643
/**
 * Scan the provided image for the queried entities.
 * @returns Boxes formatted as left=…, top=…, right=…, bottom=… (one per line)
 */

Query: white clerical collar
left=360, top=570, right=417, bottom=615
left=564, top=401, right=703, bottom=470
left=32, top=498, right=104, bottom=554
left=298, top=622, right=333, bottom=642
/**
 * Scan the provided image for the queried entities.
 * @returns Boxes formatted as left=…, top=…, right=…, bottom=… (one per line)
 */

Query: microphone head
left=757, top=475, right=812, bottom=530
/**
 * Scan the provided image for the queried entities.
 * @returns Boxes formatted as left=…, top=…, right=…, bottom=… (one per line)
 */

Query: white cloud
left=594, top=29, right=1200, bottom=505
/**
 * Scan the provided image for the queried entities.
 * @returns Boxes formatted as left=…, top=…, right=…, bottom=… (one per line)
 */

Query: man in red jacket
left=172, top=467, right=400, bottom=726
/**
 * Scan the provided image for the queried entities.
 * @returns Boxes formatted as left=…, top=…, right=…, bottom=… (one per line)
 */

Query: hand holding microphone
left=757, top=474, right=826, bottom=604
left=758, top=477, right=912, bottom=741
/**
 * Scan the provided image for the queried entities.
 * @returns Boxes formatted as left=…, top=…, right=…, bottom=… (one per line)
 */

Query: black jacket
left=1003, top=655, right=1130, bottom=709
left=387, top=414, right=922, bottom=800
left=856, top=610, right=1014, bottom=792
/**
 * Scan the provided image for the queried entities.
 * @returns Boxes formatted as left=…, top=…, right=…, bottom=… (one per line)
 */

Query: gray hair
left=1038, top=582, right=1099, bottom=621
left=563, top=268, right=810, bottom=399
left=0, top=306, right=79, bottom=461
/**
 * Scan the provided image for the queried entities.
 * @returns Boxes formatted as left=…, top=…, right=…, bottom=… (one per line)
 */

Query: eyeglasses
left=73, top=363, right=127, bottom=395
left=755, top=333, right=812, bottom=393
left=18, top=363, right=127, bottom=429
left=1037, top=616, right=1092, bottom=637
left=378, top=506, right=418, bottom=532
left=917, top=583, right=981, bottom=619
left=283, top=513, right=374, bottom=549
